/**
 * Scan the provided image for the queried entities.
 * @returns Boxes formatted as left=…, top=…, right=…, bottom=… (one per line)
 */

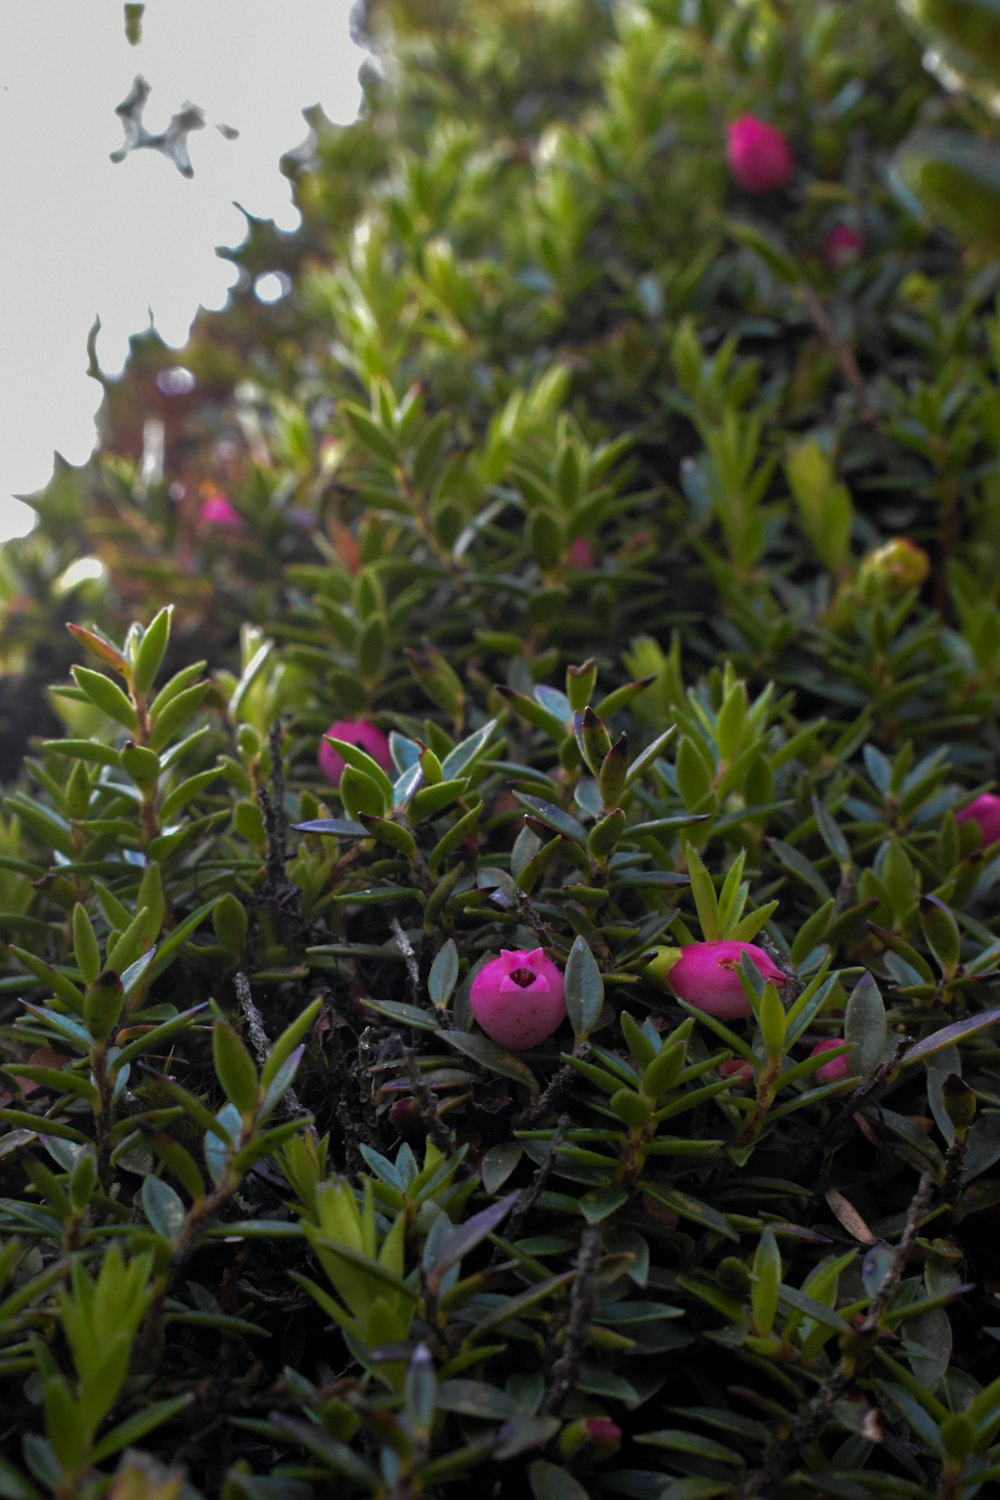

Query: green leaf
left=408, top=777, right=469, bottom=821
left=41, top=739, right=122, bottom=768
left=0, top=1112, right=90, bottom=1145
left=18, top=1001, right=92, bottom=1052
left=727, top=219, right=800, bottom=283
left=212, top=1020, right=260, bottom=1116
left=9, top=947, right=85, bottom=1014
left=638, top=1180, right=737, bottom=1240
left=751, top=1227, right=781, bottom=1338
left=90, top=1393, right=194, bottom=1464
left=439, top=1029, right=539, bottom=1092
left=70, top=666, right=137, bottom=730
left=685, top=843, right=721, bottom=940
left=480, top=1142, right=522, bottom=1196
left=529, top=1459, right=591, bottom=1500
left=637, top=1428, right=745, bottom=1465
left=293, top=817, right=370, bottom=838
left=513, top=792, right=587, bottom=848
left=133, top=607, right=173, bottom=698
left=563, top=935, right=604, bottom=1044
left=261, top=996, right=323, bottom=1089
left=844, top=971, right=886, bottom=1076
left=338, top=767, right=385, bottom=821
left=426, top=1194, right=517, bottom=1285
left=148, top=681, right=210, bottom=752
left=66, top=622, right=128, bottom=674
left=902, top=1010, right=1000, bottom=1066
left=83, top=969, right=125, bottom=1041
left=896, top=131, right=1000, bottom=253
left=918, top=895, right=960, bottom=977
left=142, top=1175, right=187, bottom=1243
left=579, top=1184, right=629, bottom=1223
left=342, top=402, right=399, bottom=466
left=427, top=799, right=483, bottom=877
left=158, top=767, right=222, bottom=822
left=495, top=686, right=568, bottom=741
left=358, top=813, right=417, bottom=856
left=440, top=718, right=499, bottom=779
left=113, top=1003, right=208, bottom=1070
left=428, top=940, right=459, bottom=1010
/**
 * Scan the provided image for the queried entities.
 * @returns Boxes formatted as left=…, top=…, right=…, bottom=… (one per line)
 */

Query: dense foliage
left=2, top=1, right=1000, bottom=1496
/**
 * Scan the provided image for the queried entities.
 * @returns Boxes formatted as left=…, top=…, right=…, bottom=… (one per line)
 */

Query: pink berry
left=726, top=115, right=795, bottom=194
left=668, top=940, right=786, bottom=1020
left=809, top=1038, right=852, bottom=1086
left=318, top=719, right=394, bottom=788
left=469, top=948, right=566, bottom=1051
left=200, top=494, right=244, bottom=530
left=568, top=537, right=595, bottom=569
left=956, top=793, right=1000, bottom=848
left=822, top=224, right=864, bottom=271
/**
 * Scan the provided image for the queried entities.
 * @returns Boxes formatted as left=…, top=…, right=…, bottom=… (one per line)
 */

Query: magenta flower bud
left=586, top=1419, right=623, bottom=1443
left=718, top=1057, right=754, bottom=1088
left=726, top=115, right=795, bottom=194
left=956, top=793, right=1000, bottom=848
left=559, top=1414, right=622, bottom=1460
left=668, top=940, right=786, bottom=1020
left=469, top=948, right=566, bottom=1051
left=568, top=537, right=595, bottom=569
left=809, top=1038, right=851, bottom=1086
left=200, top=494, right=244, bottom=530
left=822, top=224, right=864, bottom=271
left=318, top=718, right=394, bottom=789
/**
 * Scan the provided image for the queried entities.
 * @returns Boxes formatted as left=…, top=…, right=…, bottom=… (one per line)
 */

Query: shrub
left=2, top=1, right=1000, bottom=1497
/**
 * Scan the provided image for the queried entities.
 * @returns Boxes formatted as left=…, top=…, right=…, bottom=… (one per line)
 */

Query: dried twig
left=542, top=1225, right=603, bottom=1417
left=390, top=917, right=421, bottom=1000
left=517, top=1044, right=592, bottom=1128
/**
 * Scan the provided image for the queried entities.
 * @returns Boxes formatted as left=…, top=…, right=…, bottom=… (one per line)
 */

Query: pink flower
left=822, top=224, right=864, bottom=271
left=200, top=494, right=245, bottom=530
left=469, top=948, right=566, bottom=1051
left=809, top=1038, right=852, bottom=1086
left=668, top=940, right=786, bottom=1020
left=568, top=537, right=595, bottom=569
left=318, top=719, right=394, bottom=788
left=726, top=115, right=795, bottom=194
left=956, top=793, right=1000, bottom=848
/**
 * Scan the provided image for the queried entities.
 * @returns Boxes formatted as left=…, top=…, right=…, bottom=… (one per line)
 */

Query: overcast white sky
left=0, top=1, right=365, bottom=541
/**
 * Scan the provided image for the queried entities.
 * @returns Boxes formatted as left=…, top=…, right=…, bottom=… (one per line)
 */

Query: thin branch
left=390, top=917, right=421, bottom=1000
left=542, top=1224, right=603, bottom=1417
